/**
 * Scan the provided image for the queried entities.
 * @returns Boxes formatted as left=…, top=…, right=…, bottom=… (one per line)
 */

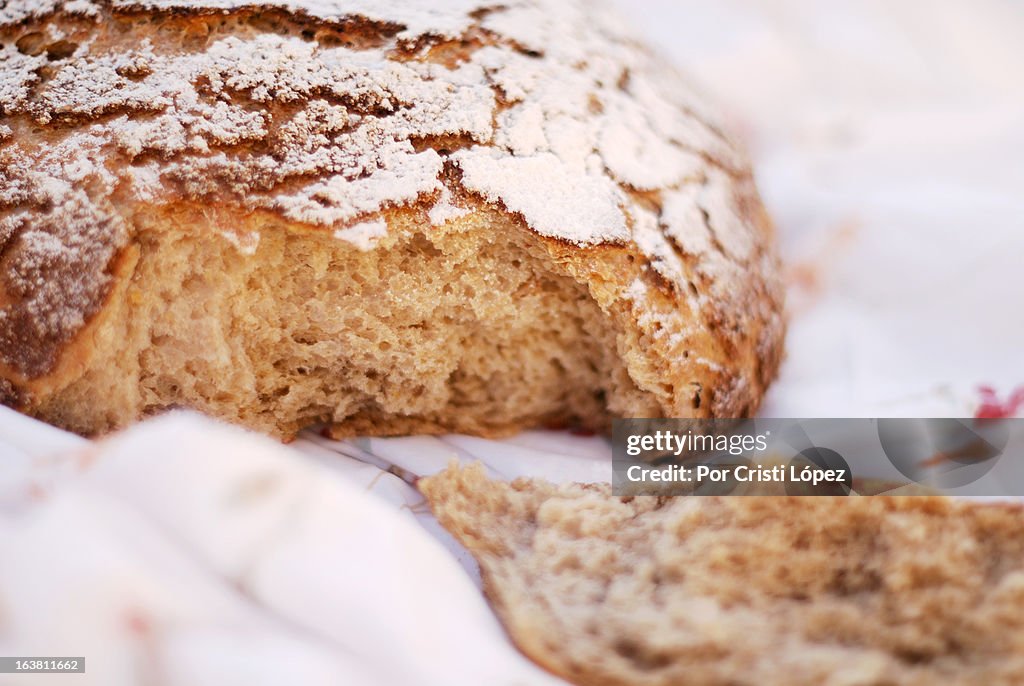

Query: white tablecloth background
left=2, top=2, right=1022, bottom=684
left=627, top=0, right=1024, bottom=416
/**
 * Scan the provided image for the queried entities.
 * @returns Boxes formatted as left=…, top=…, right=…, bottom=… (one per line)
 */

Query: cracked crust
left=0, top=0, right=785, bottom=437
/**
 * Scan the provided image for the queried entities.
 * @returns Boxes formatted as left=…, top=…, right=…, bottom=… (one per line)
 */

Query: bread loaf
left=0, top=0, right=784, bottom=437
left=421, top=464, right=1024, bottom=686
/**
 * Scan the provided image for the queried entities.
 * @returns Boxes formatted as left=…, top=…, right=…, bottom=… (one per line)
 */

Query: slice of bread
left=0, top=0, right=784, bottom=438
left=420, top=463, right=1024, bottom=685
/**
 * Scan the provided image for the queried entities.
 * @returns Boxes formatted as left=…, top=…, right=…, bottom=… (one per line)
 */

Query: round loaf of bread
left=0, top=0, right=784, bottom=437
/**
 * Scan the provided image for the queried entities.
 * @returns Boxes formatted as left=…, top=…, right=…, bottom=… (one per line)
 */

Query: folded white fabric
left=0, top=410, right=567, bottom=686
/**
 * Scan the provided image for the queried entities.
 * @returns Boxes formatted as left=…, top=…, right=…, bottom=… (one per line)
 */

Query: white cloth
left=2, top=2, right=1023, bottom=683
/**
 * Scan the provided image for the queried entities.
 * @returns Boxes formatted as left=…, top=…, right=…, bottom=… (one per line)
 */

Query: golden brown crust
left=1, top=0, right=784, bottom=436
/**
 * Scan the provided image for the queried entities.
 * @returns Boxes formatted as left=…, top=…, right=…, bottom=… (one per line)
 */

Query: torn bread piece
left=420, top=463, right=1024, bottom=686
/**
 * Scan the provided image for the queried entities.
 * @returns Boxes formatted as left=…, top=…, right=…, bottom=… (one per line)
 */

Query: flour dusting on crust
left=454, top=149, right=629, bottom=244
left=333, top=217, right=389, bottom=251
left=109, top=0, right=484, bottom=40
left=0, top=0, right=782, bottom=388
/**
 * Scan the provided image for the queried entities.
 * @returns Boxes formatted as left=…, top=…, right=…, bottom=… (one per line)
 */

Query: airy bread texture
left=421, top=464, right=1024, bottom=686
left=0, top=0, right=784, bottom=437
